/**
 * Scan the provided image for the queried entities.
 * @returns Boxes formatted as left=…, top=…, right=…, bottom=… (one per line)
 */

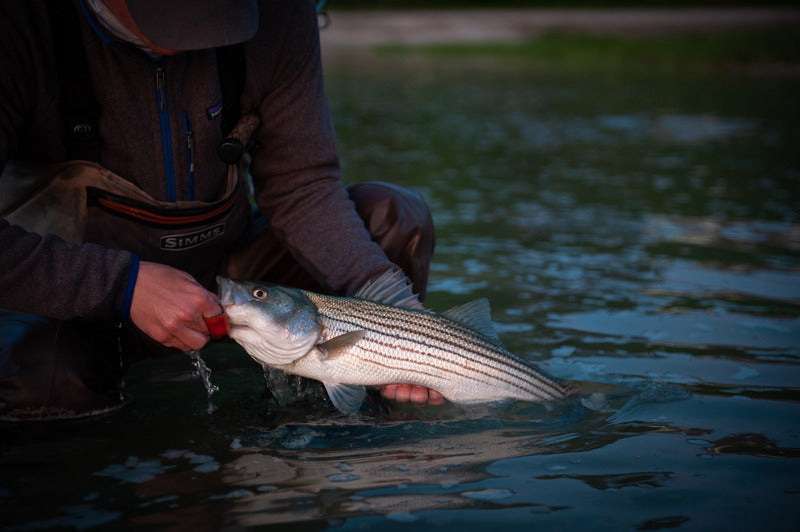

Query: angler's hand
left=380, top=384, right=446, bottom=406
left=379, top=276, right=445, bottom=406
left=130, top=261, right=223, bottom=351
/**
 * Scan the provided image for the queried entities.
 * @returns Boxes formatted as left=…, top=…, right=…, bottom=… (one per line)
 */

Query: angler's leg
left=0, top=310, right=131, bottom=420
left=220, top=182, right=435, bottom=300
left=347, top=182, right=435, bottom=301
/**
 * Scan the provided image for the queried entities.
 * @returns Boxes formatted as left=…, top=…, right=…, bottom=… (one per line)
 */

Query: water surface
left=2, top=49, right=799, bottom=530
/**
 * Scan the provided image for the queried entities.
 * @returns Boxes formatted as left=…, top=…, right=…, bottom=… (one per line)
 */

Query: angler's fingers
left=167, top=281, right=225, bottom=343
left=408, top=384, right=444, bottom=405
left=186, top=292, right=225, bottom=336
left=381, top=384, right=446, bottom=406
left=147, top=313, right=210, bottom=351
left=130, top=262, right=224, bottom=350
left=383, top=383, right=415, bottom=403
left=426, top=389, right=446, bottom=406
left=166, top=329, right=208, bottom=352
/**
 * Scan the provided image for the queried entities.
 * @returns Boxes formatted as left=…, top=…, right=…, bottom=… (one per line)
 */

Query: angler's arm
left=0, top=219, right=137, bottom=321
left=0, top=3, right=136, bottom=323
left=240, top=2, right=443, bottom=406
left=244, top=0, right=395, bottom=296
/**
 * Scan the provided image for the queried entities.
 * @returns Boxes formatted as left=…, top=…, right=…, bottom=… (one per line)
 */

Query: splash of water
left=261, top=364, right=331, bottom=408
left=116, top=322, right=127, bottom=404
left=187, top=350, right=219, bottom=414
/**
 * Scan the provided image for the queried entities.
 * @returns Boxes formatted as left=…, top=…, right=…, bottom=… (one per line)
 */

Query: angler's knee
left=346, top=182, right=435, bottom=301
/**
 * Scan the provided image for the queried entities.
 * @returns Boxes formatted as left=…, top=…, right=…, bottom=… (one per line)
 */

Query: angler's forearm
left=0, top=219, right=136, bottom=322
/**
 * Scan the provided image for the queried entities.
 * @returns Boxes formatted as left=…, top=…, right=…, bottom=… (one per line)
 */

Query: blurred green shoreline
left=328, top=1, right=799, bottom=8
left=373, top=30, right=800, bottom=74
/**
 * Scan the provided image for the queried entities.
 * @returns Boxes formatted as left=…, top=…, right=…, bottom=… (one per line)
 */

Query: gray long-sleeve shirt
left=0, top=0, right=394, bottom=322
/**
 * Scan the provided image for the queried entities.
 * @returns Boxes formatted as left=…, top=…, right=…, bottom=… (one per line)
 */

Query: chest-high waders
left=0, top=3, right=435, bottom=421
left=0, top=125, right=255, bottom=418
left=0, top=167, right=435, bottom=421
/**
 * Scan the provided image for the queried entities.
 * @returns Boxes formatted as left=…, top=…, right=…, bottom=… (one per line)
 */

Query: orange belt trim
left=97, top=193, right=239, bottom=226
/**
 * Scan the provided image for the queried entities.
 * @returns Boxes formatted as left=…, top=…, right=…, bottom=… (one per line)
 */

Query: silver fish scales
left=304, top=293, right=569, bottom=402
left=219, top=270, right=573, bottom=413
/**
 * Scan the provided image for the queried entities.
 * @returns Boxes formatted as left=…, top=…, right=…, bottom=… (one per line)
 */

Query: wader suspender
left=47, top=1, right=246, bottom=164
left=47, top=1, right=101, bottom=162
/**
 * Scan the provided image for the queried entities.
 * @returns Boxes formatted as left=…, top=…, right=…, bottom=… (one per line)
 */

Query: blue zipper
left=183, top=112, right=196, bottom=201
left=154, top=61, right=177, bottom=202
left=79, top=2, right=180, bottom=202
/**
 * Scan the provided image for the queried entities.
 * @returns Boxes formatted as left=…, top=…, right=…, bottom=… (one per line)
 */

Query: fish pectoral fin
left=323, top=382, right=366, bottom=414
left=317, top=330, right=367, bottom=360
left=442, top=298, right=502, bottom=344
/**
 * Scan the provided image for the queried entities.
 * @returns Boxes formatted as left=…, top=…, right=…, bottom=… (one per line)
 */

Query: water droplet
left=187, top=350, right=218, bottom=414
left=187, top=350, right=218, bottom=397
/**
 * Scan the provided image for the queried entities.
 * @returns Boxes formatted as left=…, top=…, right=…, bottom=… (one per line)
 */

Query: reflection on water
left=2, top=51, right=800, bottom=530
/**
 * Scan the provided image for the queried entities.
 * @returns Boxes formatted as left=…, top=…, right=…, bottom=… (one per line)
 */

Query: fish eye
left=252, top=288, right=268, bottom=300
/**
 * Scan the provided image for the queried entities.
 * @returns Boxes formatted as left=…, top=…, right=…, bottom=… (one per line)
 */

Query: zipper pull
left=155, top=67, right=166, bottom=110
left=183, top=112, right=196, bottom=200
left=186, top=130, right=195, bottom=173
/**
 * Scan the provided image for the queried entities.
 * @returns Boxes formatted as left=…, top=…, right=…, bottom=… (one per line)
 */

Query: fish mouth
left=216, top=276, right=238, bottom=309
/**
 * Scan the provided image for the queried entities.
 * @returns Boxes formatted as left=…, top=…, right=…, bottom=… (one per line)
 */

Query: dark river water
left=2, top=50, right=799, bottom=530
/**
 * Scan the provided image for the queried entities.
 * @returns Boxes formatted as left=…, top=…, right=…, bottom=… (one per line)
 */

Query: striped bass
left=218, top=270, right=573, bottom=413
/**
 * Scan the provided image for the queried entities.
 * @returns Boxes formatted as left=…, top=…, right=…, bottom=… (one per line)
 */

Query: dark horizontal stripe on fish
left=320, top=310, right=565, bottom=398
left=354, top=340, right=493, bottom=385
left=316, top=300, right=504, bottom=359
left=352, top=339, right=556, bottom=398
left=328, top=296, right=503, bottom=352
left=308, top=293, right=567, bottom=397
left=349, top=347, right=476, bottom=385
left=318, top=308, right=566, bottom=399
left=314, top=299, right=555, bottom=369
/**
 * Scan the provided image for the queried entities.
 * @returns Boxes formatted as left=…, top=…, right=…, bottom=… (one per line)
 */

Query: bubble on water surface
left=580, top=392, right=608, bottom=411
left=633, top=381, right=692, bottom=404
left=253, top=425, right=325, bottom=450
left=461, top=488, right=514, bottom=501
left=328, top=473, right=360, bottom=482
left=386, top=512, right=418, bottom=522
left=94, top=456, right=171, bottom=484
left=209, top=489, right=254, bottom=500
left=552, top=346, right=576, bottom=357
left=732, top=366, right=759, bottom=381
left=333, top=462, right=354, bottom=472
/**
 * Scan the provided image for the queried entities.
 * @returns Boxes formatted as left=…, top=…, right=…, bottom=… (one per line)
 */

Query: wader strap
left=47, top=0, right=101, bottom=162
left=216, top=44, right=246, bottom=138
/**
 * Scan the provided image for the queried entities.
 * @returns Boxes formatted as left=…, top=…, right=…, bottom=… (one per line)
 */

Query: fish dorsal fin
left=443, top=298, right=502, bottom=343
left=354, top=269, right=426, bottom=311
left=323, top=382, right=366, bottom=414
left=317, top=330, right=366, bottom=360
